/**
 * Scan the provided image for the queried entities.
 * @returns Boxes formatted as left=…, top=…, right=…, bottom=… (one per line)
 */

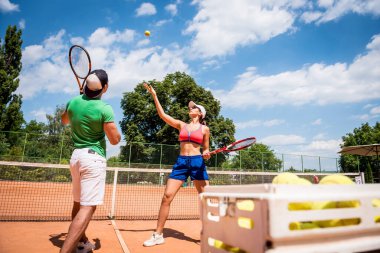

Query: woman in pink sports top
left=143, top=83, right=211, bottom=247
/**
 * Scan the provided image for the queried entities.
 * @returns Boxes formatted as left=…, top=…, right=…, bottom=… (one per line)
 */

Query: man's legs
left=60, top=205, right=96, bottom=253
left=71, top=201, right=91, bottom=243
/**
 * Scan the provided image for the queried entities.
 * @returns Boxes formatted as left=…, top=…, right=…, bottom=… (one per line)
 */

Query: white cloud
left=165, top=4, right=177, bottom=16
left=136, top=2, right=157, bottom=16
left=312, top=118, right=322, bottom=125
left=19, top=19, right=25, bottom=29
left=0, top=0, right=19, bottom=12
left=303, top=139, right=342, bottom=156
left=184, top=0, right=380, bottom=58
left=88, top=27, right=135, bottom=47
left=313, top=133, right=326, bottom=140
left=236, top=119, right=284, bottom=129
left=30, top=108, right=53, bottom=122
left=155, top=19, right=171, bottom=27
left=314, top=0, right=380, bottom=24
left=261, top=134, right=305, bottom=146
left=213, top=34, right=380, bottom=108
left=18, top=28, right=189, bottom=100
left=185, top=0, right=296, bottom=58
left=300, top=11, right=322, bottom=23
left=370, top=106, right=380, bottom=115
left=137, top=39, right=150, bottom=47
left=263, top=135, right=341, bottom=157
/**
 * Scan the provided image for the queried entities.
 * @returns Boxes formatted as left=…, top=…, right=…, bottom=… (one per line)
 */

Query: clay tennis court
left=0, top=180, right=202, bottom=252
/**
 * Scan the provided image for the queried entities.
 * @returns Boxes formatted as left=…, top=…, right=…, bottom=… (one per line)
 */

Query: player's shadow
left=163, top=228, right=200, bottom=244
left=49, top=233, right=101, bottom=251
left=121, top=227, right=200, bottom=244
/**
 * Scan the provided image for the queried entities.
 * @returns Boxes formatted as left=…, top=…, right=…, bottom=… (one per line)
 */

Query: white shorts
left=70, top=148, right=107, bottom=206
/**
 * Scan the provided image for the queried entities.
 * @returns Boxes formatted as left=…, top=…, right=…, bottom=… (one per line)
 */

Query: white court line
left=110, top=219, right=131, bottom=253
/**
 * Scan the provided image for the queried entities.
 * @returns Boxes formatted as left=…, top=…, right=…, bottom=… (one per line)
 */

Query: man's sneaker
left=76, top=241, right=95, bottom=252
left=143, top=232, right=165, bottom=247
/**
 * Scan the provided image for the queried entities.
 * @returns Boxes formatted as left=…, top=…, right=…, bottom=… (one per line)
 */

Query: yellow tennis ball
left=372, top=198, right=380, bottom=207
left=319, top=174, right=354, bottom=185
left=289, top=221, right=319, bottom=230
left=237, top=217, right=254, bottom=229
left=315, top=175, right=360, bottom=228
left=373, top=199, right=380, bottom=223
left=213, top=239, right=245, bottom=253
left=272, top=172, right=300, bottom=184
left=281, top=177, right=313, bottom=210
left=144, top=30, right=150, bottom=37
left=236, top=200, right=254, bottom=211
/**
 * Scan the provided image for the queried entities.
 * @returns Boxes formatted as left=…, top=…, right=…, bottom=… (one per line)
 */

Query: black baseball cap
left=84, top=69, right=108, bottom=98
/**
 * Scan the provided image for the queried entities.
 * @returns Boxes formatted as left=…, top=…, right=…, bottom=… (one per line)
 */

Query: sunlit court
left=1, top=0, right=380, bottom=252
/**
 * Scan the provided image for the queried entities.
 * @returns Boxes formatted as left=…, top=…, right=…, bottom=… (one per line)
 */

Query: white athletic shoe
left=143, top=232, right=165, bottom=247
left=76, top=241, right=95, bottom=252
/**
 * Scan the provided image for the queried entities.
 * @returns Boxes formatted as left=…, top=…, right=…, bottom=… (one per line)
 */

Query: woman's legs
left=193, top=179, right=209, bottom=194
left=155, top=178, right=184, bottom=233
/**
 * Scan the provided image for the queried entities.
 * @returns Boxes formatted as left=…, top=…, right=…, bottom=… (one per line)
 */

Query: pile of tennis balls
left=212, top=173, right=380, bottom=252
left=272, top=173, right=362, bottom=230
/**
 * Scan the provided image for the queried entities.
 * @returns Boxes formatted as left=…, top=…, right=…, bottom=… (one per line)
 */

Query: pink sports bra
left=179, top=124, right=204, bottom=145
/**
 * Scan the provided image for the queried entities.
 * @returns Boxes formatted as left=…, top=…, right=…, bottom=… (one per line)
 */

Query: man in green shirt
left=60, top=69, right=121, bottom=253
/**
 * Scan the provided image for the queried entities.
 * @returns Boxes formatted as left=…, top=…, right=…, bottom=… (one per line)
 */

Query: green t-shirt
left=66, top=95, right=115, bottom=158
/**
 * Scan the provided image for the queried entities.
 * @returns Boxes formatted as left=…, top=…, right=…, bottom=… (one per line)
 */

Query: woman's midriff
left=179, top=142, right=202, bottom=156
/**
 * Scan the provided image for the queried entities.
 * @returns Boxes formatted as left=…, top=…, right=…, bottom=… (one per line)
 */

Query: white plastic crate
left=200, top=184, right=380, bottom=253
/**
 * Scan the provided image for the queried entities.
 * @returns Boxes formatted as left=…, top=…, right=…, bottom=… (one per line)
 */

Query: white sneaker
left=143, top=232, right=165, bottom=247
left=76, top=241, right=95, bottom=252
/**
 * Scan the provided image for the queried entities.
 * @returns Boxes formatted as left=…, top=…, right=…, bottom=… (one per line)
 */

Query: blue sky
left=1, top=0, right=380, bottom=158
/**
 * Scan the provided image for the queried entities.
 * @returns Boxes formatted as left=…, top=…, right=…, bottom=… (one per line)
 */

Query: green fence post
left=301, top=155, right=304, bottom=172
left=159, top=144, right=164, bottom=186
left=59, top=134, right=64, bottom=164
left=282, top=153, right=284, bottom=171
left=128, top=143, right=132, bottom=168
left=159, top=144, right=163, bottom=169
left=239, top=151, right=242, bottom=170
left=22, top=133, right=28, bottom=162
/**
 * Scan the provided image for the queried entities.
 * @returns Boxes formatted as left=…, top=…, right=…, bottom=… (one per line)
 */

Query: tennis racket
left=208, top=137, right=256, bottom=155
left=68, top=45, right=91, bottom=94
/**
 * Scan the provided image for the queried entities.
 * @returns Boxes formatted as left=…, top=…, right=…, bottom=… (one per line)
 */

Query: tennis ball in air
left=144, top=30, right=150, bottom=37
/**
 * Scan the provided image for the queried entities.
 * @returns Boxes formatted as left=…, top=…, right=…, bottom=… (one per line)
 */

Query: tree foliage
left=0, top=25, right=24, bottom=133
left=120, top=72, right=236, bottom=164
left=339, top=122, right=380, bottom=183
left=227, top=143, right=282, bottom=171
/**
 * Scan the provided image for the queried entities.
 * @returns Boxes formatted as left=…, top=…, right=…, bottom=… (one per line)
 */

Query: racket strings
left=70, top=47, right=90, bottom=78
left=227, top=138, right=256, bottom=151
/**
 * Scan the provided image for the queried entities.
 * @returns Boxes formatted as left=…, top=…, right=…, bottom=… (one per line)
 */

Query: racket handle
left=208, top=150, right=217, bottom=155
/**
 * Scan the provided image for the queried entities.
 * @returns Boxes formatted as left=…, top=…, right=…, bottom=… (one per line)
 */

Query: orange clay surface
left=0, top=219, right=202, bottom=253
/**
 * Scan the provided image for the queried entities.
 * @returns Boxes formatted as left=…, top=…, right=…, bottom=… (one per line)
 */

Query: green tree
left=22, top=105, right=73, bottom=163
left=120, top=72, right=235, bottom=165
left=227, top=143, right=282, bottom=171
left=0, top=25, right=24, bottom=133
left=339, top=122, right=380, bottom=183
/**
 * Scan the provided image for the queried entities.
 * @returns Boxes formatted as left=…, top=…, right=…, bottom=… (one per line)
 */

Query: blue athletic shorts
left=169, top=155, right=209, bottom=181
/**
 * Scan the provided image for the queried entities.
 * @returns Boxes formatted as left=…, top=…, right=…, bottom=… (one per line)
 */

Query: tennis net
left=0, top=161, right=361, bottom=221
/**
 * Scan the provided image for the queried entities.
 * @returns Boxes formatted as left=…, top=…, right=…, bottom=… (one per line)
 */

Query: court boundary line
left=110, top=219, right=130, bottom=253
